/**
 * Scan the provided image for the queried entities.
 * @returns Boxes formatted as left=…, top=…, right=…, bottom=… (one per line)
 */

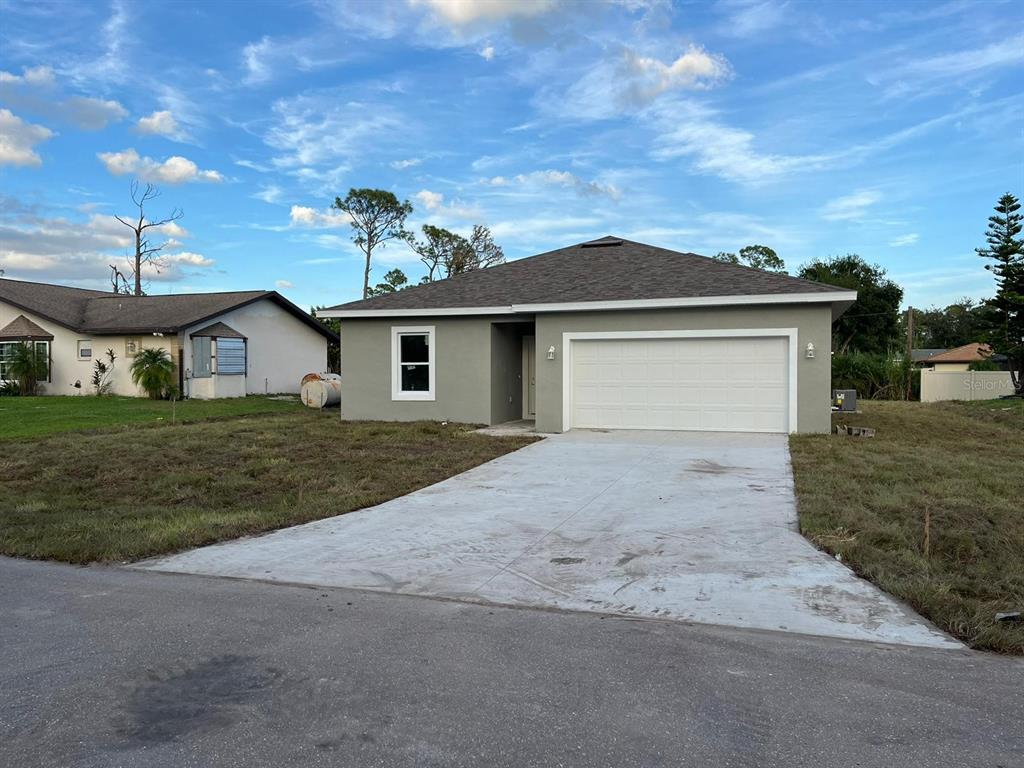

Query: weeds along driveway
left=138, top=430, right=959, bottom=649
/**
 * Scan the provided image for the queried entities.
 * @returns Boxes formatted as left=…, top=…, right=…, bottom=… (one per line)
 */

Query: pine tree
left=976, top=193, right=1024, bottom=396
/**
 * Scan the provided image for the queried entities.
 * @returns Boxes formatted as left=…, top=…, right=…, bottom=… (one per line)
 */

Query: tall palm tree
left=129, top=347, right=175, bottom=399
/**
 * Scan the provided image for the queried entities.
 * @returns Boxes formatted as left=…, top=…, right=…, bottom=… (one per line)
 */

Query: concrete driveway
left=139, top=430, right=958, bottom=649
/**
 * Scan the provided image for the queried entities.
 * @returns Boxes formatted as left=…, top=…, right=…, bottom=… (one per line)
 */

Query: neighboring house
left=911, top=348, right=949, bottom=366
left=318, top=237, right=857, bottom=434
left=0, top=278, right=336, bottom=398
left=918, top=343, right=998, bottom=372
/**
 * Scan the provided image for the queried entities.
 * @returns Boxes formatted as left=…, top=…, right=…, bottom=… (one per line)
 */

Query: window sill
left=392, top=391, right=435, bottom=402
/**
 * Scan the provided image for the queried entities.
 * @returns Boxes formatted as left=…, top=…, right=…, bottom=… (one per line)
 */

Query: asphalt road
left=1, top=557, right=1021, bottom=768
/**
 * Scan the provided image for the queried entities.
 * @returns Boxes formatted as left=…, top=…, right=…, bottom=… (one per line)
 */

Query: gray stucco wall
left=338, top=304, right=835, bottom=433
left=339, top=315, right=505, bottom=424
left=534, top=304, right=834, bottom=434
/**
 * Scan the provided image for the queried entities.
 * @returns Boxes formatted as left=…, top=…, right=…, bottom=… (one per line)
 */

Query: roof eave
left=317, top=290, right=859, bottom=319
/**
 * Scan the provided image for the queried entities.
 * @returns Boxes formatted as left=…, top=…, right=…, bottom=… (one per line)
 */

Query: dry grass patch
left=790, top=400, right=1024, bottom=654
left=0, top=412, right=536, bottom=564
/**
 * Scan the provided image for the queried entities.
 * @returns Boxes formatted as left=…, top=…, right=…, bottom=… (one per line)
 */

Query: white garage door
left=570, top=336, right=790, bottom=433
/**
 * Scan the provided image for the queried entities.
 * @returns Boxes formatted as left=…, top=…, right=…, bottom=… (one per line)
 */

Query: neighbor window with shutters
left=391, top=325, right=435, bottom=401
left=0, top=341, right=49, bottom=382
left=215, top=337, right=246, bottom=375
left=192, top=336, right=212, bottom=378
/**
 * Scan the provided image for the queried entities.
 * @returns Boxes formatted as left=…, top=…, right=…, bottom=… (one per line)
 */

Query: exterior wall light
left=805, top=342, right=815, bottom=359
left=547, top=345, right=556, bottom=360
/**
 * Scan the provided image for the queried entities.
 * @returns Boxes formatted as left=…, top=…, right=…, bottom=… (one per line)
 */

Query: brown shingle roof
left=323, top=236, right=845, bottom=313
left=190, top=321, right=246, bottom=339
left=922, top=343, right=993, bottom=364
left=0, top=278, right=337, bottom=341
left=0, top=314, right=54, bottom=341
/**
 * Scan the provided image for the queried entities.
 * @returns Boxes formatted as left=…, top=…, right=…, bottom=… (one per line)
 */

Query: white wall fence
left=920, top=369, right=1014, bottom=403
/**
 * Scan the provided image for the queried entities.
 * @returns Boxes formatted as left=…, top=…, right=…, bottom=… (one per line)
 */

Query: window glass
left=400, top=363, right=430, bottom=391
left=192, top=336, right=212, bottom=378
left=399, top=333, right=429, bottom=363
left=35, top=341, right=50, bottom=381
left=78, top=340, right=92, bottom=360
left=0, top=342, right=14, bottom=381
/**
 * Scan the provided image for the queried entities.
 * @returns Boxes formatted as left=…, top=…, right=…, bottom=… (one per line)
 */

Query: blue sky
left=1, top=0, right=1021, bottom=311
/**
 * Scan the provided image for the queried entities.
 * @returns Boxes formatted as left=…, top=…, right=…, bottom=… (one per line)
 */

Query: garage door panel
left=570, top=336, right=789, bottom=433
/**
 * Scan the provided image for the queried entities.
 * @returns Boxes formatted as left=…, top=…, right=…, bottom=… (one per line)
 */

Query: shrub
left=129, top=348, right=175, bottom=399
left=6, top=342, right=49, bottom=396
left=832, top=352, right=917, bottom=400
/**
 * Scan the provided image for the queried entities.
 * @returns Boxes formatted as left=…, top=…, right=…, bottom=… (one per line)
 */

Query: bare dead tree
left=108, top=264, right=132, bottom=294
left=113, top=180, right=184, bottom=296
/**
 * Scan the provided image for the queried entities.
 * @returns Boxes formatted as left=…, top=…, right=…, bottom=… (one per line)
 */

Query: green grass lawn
left=1, top=410, right=536, bottom=563
left=0, top=395, right=302, bottom=440
left=790, top=399, right=1024, bottom=654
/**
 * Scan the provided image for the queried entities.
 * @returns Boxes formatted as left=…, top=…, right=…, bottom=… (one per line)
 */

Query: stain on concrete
left=114, top=655, right=286, bottom=745
left=686, top=458, right=749, bottom=475
left=550, top=557, right=585, bottom=565
left=616, top=552, right=640, bottom=567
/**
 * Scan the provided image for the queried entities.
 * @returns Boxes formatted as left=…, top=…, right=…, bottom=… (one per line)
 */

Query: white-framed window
left=77, top=340, right=92, bottom=360
left=0, top=341, right=50, bottom=383
left=125, top=338, right=141, bottom=356
left=391, top=325, right=435, bottom=401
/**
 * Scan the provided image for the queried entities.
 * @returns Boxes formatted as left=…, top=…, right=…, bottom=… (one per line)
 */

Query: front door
left=522, top=335, right=536, bottom=418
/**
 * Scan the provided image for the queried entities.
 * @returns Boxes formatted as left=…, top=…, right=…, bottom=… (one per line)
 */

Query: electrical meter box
left=832, top=389, right=857, bottom=412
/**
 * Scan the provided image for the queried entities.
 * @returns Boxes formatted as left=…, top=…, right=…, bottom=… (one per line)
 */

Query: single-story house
left=910, top=348, right=949, bottom=365
left=0, top=277, right=336, bottom=398
left=918, top=342, right=998, bottom=372
left=318, top=237, right=857, bottom=434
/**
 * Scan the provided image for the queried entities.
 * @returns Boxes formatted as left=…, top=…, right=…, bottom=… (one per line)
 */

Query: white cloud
left=289, top=205, right=351, bottom=228
left=890, top=233, right=920, bottom=247
left=275, top=279, right=294, bottom=289
left=241, top=34, right=348, bottom=86
left=61, top=96, right=127, bottom=130
left=556, top=45, right=731, bottom=119
left=0, top=204, right=211, bottom=286
left=411, top=0, right=556, bottom=27
left=390, top=157, right=422, bottom=169
left=415, top=189, right=445, bottom=210
left=648, top=100, right=833, bottom=184
left=137, top=110, right=183, bottom=138
left=717, top=0, right=790, bottom=39
left=165, top=251, right=215, bottom=268
left=819, top=190, right=881, bottom=221
left=903, top=35, right=1024, bottom=78
left=479, top=45, right=496, bottom=61
left=253, top=184, right=283, bottom=204
left=484, top=169, right=621, bottom=200
left=0, top=109, right=55, bottom=167
left=97, top=148, right=223, bottom=184
left=412, top=189, right=480, bottom=220
left=0, top=65, right=56, bottom=86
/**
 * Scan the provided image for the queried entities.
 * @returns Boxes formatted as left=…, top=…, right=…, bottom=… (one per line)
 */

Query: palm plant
left=129, top=347, right=175, bottom=399
left=7, top=342, right=49, bottom=396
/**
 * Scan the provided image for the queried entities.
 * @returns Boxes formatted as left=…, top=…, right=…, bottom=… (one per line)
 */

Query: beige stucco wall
left=1, top=300, right=178, bottom=396
left=920, top=369, right=1014, bottom=402
left=3, top=297, right=327, bottom=398
left=182, top=299, right=329, bottom=397
left=930, top=362, right=970, bottom=372
left=336, top=303, right=835, bottom=433
left=534, top=304, right=834, bottom=433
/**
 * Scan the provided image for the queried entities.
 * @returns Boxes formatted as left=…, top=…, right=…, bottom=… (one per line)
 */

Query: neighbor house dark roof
left=322, top=236, right=851, bottom=315
left=190, top=321, right=246, bottom=339
left=0, top=314, right=54, bottom=341
left=0, top=278, right=336, bottom=341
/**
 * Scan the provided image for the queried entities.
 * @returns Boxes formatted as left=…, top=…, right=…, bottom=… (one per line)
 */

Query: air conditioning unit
left=832, top=389, right=857, bottom=412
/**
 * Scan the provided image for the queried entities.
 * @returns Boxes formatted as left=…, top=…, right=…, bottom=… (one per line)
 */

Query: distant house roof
left=922, top=343, right=993, bottom=364
left=190, top=321, right=246, bottom=339
left=911, top=348, right=948, bottom=362
left=0, top=278, right=336, bottom=341
left=319, top=236, right=856, bottom=318
left=0, top=314, right=54, bottom=341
